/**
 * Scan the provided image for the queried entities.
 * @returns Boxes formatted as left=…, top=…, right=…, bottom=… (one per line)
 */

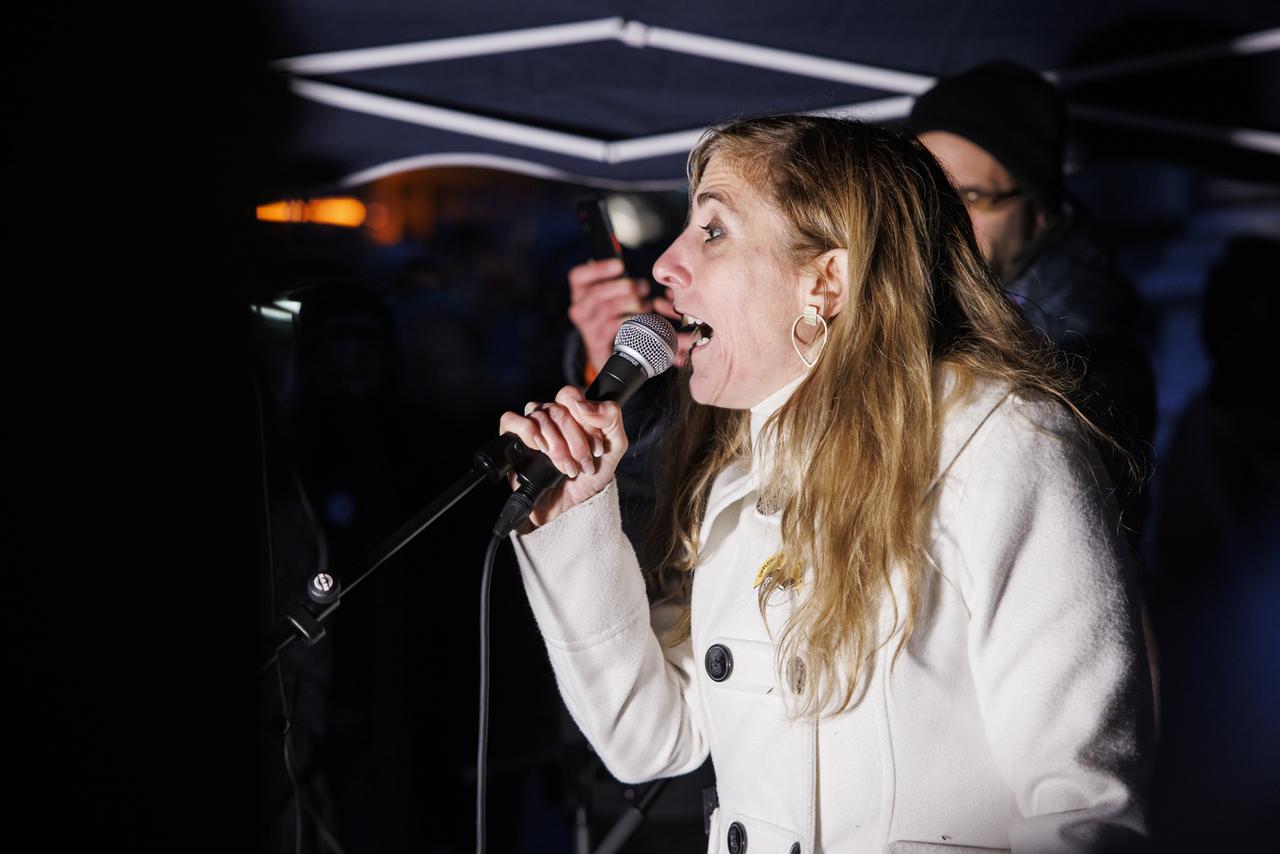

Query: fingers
left=499, top=408, right=549, bottom=461
left=568, top=281, right=648, bottom=322
left=538, top=406, right=597, bottom=477
left=567, top=258, right=625, bottom=299
left=554, top=386, right=604, bottom=459
left=500, top=390, right=615, bottom=480
left=586, top=277, right=643, bottom=303
left=568, top=260, right=652, bottom=318
left=566, top=398, right=626, bottom=455
left=502, top=406, right=580, bottom=478
left=596, top=293, right=652, bottom=322
left=569, top=278, right=654, bottom=369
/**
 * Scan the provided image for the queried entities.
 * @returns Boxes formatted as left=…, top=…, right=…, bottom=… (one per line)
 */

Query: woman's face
left=652, top=154, right=810, bottom=410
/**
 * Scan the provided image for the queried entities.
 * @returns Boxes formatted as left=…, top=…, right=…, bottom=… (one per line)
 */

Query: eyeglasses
left=957, top=186, right=1023, bottom=212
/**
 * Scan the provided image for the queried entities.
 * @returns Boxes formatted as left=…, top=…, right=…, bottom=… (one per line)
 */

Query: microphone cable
left=475, top=316, right=675, bottom=850
left=475, top=533, right=503, bottom=854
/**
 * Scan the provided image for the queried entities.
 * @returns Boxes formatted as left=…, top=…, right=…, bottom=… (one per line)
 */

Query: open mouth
left=681, top=314, right=715, bottom=348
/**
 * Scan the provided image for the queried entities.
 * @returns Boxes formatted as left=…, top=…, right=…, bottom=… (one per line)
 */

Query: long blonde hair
left=645, top=116, right=1084, bottom=716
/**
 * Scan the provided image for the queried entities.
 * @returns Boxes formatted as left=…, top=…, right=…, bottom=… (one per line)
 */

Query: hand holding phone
left=569, top=196, right=684, bottom=379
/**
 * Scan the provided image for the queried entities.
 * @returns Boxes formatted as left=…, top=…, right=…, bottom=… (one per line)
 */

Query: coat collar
left=696, top=372, right=1013, bottom=546
left=698, top=376, right=804, bottom=545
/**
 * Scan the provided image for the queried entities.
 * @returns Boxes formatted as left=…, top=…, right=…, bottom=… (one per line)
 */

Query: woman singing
left=499, top=116, right=1151, bottom=853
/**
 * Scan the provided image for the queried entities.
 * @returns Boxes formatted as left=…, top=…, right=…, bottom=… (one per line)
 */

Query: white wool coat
left=511, top=377, right=1151, bottom=853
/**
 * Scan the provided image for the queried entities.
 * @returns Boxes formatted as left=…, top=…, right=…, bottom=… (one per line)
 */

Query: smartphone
left=577, top=196, right=624, bottom=264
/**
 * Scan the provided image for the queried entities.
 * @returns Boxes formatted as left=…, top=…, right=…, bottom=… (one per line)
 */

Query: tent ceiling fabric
left=267, top=1, right=1280, bottom=190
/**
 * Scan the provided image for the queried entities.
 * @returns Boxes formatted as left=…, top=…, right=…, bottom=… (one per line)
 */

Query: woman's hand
left=497, top=384, right=628, bottom=528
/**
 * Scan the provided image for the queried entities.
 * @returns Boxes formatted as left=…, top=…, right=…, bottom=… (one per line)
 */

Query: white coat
left=511, top=375, right=1151, bottom=853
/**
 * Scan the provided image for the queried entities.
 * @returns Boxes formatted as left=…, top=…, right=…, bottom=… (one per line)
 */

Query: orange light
left=256, top=200, right=305, bottom=222
left=307, top=198, right=367, bottom=227
left=256, top=197, right=367, bottom=227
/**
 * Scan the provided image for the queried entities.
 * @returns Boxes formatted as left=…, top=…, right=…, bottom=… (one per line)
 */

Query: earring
left=791, top=305, right=828, bottom=369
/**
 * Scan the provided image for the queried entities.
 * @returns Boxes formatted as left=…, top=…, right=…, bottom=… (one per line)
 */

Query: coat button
left=704, top=644, right=733, bottom=682
left=727, top=820, right=747, bottom=854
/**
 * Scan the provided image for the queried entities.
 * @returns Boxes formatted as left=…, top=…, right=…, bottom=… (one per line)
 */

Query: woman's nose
left=652, top=235, right=690, bottom=292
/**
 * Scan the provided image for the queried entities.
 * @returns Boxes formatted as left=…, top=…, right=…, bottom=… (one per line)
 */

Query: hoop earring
left=791, top=305, right=828, bottom=369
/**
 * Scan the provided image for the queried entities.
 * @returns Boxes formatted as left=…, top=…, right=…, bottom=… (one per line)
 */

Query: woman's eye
left=700, top=223, right=724, bottom=243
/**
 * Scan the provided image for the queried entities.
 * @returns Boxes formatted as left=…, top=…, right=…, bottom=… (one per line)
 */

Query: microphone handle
left=583, top=350, right=648, bottom=403
left=492, top=350, right=650, bottom=537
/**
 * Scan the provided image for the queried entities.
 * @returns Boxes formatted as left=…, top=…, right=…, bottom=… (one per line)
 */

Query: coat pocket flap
left=704, top=637, right=778, bottom=695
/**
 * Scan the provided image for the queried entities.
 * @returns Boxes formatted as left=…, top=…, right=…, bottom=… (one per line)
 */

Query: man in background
left=908, top=61, right=1157, bottom=537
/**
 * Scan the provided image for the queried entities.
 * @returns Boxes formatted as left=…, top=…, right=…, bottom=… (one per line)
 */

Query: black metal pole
left=259, top=433, right=533, bottom=672
left=592, top=779, right=670, bottom=854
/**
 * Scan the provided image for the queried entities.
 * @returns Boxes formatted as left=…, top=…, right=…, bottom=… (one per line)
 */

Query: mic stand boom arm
left=262, top=314, right=676, bottom=669
left=259, top=433, right=533, bottom=672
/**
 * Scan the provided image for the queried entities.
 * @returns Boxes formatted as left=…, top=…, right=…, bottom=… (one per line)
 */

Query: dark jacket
left=1006, top=201, right=1157, bottom=539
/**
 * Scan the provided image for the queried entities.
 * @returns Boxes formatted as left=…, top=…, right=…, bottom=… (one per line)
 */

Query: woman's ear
left=802, top=249, right=848, bottom=318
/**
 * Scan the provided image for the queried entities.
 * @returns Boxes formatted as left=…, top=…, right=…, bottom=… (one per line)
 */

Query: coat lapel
left=698, top=455, right=756, bottom=551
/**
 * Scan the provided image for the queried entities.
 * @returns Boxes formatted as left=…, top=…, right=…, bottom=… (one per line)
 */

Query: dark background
left=10, top=3, right=1276, bottom=852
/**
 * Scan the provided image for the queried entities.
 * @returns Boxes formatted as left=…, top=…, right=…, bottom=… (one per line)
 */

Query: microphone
left=492, top=314, right=677, bottom=537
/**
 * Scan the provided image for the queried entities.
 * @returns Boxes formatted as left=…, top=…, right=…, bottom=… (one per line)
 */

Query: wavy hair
left=644, top=116, right=1091, bottom=717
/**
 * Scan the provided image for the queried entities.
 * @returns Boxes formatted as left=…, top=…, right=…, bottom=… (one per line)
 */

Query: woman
left=500, top=117, right=1151, bottom=853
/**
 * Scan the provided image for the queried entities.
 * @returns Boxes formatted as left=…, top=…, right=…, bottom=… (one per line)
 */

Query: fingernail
left=564, top=460, right=579, bottom=478
left=536, top=437, right=549, bottom=453
left=592, top=437, right=603, bottom=457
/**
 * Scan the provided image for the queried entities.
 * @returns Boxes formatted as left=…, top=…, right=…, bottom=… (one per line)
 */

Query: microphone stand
left=591, top=779, right=670, bottom=854
left=259, top=433, right=532, bottom=672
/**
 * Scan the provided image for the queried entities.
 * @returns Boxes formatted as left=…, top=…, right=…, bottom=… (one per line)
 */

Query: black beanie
left=908, top=61, right=1066, bottom=214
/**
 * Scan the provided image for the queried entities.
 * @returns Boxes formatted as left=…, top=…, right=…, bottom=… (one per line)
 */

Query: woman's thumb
left=571, top=398, right=622, bottom=434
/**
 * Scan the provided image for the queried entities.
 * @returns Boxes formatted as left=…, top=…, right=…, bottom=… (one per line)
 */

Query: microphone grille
left=614, top=313, right=677, bottom=377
